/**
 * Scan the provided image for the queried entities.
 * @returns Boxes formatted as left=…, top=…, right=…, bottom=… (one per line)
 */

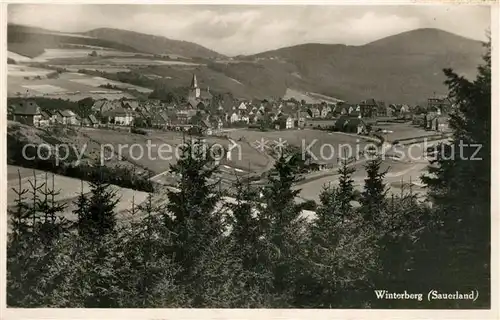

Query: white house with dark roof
left=56, top=110, right=79, bottom=125
left=11, top=100, right=43, bottom=126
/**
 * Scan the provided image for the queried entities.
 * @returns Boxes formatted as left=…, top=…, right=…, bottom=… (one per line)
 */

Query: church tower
left=189, top=74, right=201, bottom=99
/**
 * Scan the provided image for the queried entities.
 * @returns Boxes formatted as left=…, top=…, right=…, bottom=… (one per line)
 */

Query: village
left=8, top=73, right=452, bottom=136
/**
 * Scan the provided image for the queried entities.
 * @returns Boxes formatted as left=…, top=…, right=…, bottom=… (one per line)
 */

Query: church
left=186, top=74, right=212, bottom=109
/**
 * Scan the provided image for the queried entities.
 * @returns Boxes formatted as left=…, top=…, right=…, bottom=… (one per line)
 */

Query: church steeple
left=188, top=74, right=201, bottom=99
left=190, top=74, right=198, bottom=89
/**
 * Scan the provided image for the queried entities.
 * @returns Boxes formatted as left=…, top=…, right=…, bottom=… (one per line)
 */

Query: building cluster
left=8, top=73, right=452, bottom=135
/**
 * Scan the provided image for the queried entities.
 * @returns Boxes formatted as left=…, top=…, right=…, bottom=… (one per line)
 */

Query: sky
left=7, top=4, right=491, bottom=56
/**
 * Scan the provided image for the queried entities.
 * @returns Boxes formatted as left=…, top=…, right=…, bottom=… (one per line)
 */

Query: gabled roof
left=40, top=111, right=51, bottom=119
left=187, top=98, right=199, bottom=109
left=92, top=99, right=107, bottom=111
left=122, top=100, right=139, bottom=110
left=361, top=98, right=378, bottom=106
left=336, top=116, right=366, bottom=129
left=12, top=100, right=41, bottom=115
left=59, top=110, right=76, bottom=118
left=88, top=114, right=99, bottom=124
left=200, top=90, right=212, bottom=100
left=102, top=106, right=135, bottom=117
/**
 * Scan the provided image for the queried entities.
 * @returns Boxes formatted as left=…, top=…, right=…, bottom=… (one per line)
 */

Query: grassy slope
left=8, top=24, right=141, bottom=57
left=83, top=28, right=225, bottom=59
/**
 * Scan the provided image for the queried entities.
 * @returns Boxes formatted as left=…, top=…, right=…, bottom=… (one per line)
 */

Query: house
left=82, top=114, right=100, bottom=127
left=307, top=107, right=320, bottom=118
left=360, top=99, right=388, bottom=118
left=212, top=117, right=224, bottom=132
left=286, top=115, right=295, bottom=129
left=424, top=112, right=448, bottom=132
left=91, top=99, right=108, bottom=113
left=38, top=111, right=52, bottom=127
left=230, top=112, right=240, bottom=123
left=427, top=96, right=452, bottom=114
left=151, top=112, right=169, bottom=127
left=102, top=107, right=135, bottom=126
left=320, top=105, right=330, bottom=118
left=335, top=116, right=367, bottom=134
left=237, top=102, right=247, bottom=111
left=275, top=114, right=295, bottom=130
left=122, top=100, right=139, bottom=111
left=296, top=111, right=308, bottom=128
left=389, top=104, right=411, bottom=118
left=197, top=119, right=213, bottom=135
left=56, top=110, right=79, bottom=125
left=11, top=100, right=43, bottom=126
left=41, top=109, right=57, bottom=125
left=176, top=109, right=197, bottom=124
left=240, top=114, right=250, bottom=124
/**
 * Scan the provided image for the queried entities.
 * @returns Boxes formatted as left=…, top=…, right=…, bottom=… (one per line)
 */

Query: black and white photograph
left=2, top=1, right=496, bottom=316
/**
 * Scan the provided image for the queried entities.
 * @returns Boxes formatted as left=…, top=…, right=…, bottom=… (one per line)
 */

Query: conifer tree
left=260, top=153, right=305, bottom=301
left=164, top=136, right=224, bottom=304
left=419, top=37, right=491, bottom=307
left=77, top=167, right=119, bottom=238
left=360, top=155, right=388, bottom=228
left=302, top=161, right=377, bottom=308
left=337, top=157, right=356, bottom=217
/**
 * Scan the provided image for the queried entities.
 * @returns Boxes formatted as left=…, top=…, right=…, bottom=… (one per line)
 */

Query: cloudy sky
left=8, top=4, right=490, bottom=56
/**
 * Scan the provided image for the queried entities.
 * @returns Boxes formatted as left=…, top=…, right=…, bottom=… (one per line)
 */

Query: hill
left=7, top=24, right=225, bottom=59
left=7, top=25, right=485, bottom=104
left=82, top=28, right=225, bottom=59
left=7, top=24, right=141, bottom=57
left=239, top=28, right=485, bottom=104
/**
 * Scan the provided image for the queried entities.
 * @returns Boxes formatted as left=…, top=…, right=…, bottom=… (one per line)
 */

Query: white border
left=1, top=1, right=498, bottom=319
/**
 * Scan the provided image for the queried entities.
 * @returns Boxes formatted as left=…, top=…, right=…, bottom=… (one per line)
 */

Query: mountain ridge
left=7, top=24, right=486, bottom=104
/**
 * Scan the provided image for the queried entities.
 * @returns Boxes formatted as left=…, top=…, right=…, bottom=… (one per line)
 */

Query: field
left=375, top=122, right=446, bottom=142
left=8, top=51, right=32, bottom=62
left=80, top=128, right=271, bottom=176
left=7, top=165, right=150, bottom=220
left=32, top=48, right=151, bottom=62
left=104, top=58, right=203, bottom=66
left=59, top=64, right=131, bottom=73
left=69, top=76, right=153, bottom=93
left=227, top=128, right=370, bottom=164
left=8, top=68, right=142, bottom=101
left=8, top=64, right=54, bottom=77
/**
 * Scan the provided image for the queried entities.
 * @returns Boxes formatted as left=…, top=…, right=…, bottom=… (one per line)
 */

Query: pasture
left=227, top=129, right=371, bottom=165
left=80, top=128, right=271, bottom=176
left=31, top=48, right=151, bottom=62
left=7, top=165, right=150, bottom=219
left=8, top=51, right=32, bottom=63
left=103, top=58, right=203, bottom=66
left=60, top=64, right=132, bottom=73
left=69, top=76, right=153, bottom=93
left=8, top=64, right=54, bottom=77
left=8, top=69, right=139, bottom=101
left=375, top=123, right=444, bottom=142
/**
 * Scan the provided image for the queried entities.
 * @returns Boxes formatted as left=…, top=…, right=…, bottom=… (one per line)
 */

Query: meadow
left=227, top=128, right=371, bottom=164
left=31, top=48, right=150, bottom=62
left=8, top=68, right=140, bottom=100
left=374, top=122, right=445, bottom=142
left=81, top=128, right=271, bottom=176
left=7, top=165, right=150, bottom=219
